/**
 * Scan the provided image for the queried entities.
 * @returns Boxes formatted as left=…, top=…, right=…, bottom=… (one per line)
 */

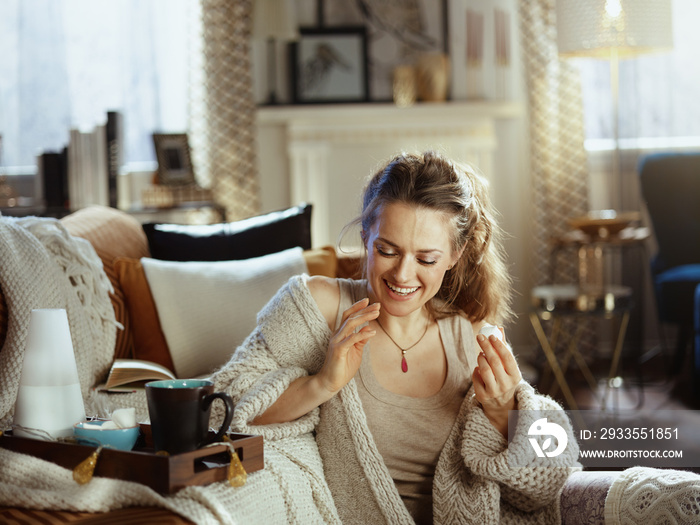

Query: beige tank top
left=334, top=279, right=479, bottom=525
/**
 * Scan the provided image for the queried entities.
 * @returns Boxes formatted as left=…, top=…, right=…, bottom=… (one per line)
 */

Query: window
left=0, top=0, right=194, bottom=171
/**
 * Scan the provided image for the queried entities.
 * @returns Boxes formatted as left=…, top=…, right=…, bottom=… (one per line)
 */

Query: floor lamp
left=555, top=0, right=673, bottom=211
left=253, top=0, right=299, bottom=105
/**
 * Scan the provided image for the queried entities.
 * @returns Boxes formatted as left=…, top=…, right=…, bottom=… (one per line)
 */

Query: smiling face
left=364, top=202, right=460, bottom=318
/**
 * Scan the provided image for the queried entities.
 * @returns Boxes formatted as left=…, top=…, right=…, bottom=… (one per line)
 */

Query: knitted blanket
left=0, top=216, right=117, bottom=425
left=0, top=434, right=332, bottom=524
left=0, top=217, right=335, bottom=524
left=604, top=467, right=700, bottom=524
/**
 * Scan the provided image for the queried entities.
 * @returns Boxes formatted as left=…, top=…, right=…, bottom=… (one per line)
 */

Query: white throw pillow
left=141, top=247, right=307, bottom=378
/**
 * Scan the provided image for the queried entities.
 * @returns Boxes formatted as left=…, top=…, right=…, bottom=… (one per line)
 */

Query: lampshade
left=252, top=0, right=298, bottom=41
left=556, top=0, right=673, bottom=59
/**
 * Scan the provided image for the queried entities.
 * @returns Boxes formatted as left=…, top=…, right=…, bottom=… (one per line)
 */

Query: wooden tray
left=0, top=424, right=263, bottom=494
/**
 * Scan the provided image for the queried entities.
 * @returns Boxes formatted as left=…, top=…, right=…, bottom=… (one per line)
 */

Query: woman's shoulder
left=306, top=277, right=366, bottom=328
left=306, top=275, right=339, bottom=300
left=306, top=276, right=341, bottom=329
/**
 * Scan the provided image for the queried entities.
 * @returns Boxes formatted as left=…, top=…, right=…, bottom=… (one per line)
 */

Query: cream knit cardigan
left=210, top=275, right=582, bottom=525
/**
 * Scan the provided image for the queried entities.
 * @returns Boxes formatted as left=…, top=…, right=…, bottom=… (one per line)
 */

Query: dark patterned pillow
left=142, top=203, right=312, bottom=261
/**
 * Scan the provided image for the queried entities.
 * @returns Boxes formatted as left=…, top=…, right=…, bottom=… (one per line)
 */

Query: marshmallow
left=479, top=323, right=504, bottom=342
left=111, top=407, right=136, bottom=428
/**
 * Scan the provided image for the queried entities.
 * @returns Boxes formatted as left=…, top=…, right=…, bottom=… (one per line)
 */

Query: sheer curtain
left=0, top=0, right=261, bottom=220
left=0, top=0, right=192, bottom=169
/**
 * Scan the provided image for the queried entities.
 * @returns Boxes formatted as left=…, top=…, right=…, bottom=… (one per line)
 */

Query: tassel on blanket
left=224, top=435, right=247, bottom=487
left=73, top=446, right=103, bottom=485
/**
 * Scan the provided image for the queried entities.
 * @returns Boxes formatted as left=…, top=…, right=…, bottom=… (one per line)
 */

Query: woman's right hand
left=254, top=295, right=379, bottom=426
left=316, top=298, right=380, bottom=394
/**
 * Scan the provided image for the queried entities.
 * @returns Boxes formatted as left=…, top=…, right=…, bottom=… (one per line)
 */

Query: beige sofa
left=0, top=205, right=619, bottom=524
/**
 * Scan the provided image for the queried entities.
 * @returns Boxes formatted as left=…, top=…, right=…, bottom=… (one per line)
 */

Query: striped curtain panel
left=519, top=0, right=597, bottom=364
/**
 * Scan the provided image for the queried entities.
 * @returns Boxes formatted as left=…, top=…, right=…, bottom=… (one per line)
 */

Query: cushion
left=113, top=247, right=337, bottom=377
left=142, top=203, right=312, bottom=262
left=655, top=264, right=700, bottom=323
left=141, top=247, right=308, bottom=378
left=114, top=258, right=175, bottom=372
left=302, top=245, right=338, bottom=278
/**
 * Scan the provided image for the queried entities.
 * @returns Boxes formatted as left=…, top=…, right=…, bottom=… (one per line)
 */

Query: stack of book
left=36, top=111, right=122, bottom=212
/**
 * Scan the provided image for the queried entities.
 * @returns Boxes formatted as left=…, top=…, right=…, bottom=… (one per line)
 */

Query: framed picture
left=319, top=0, right=449, bottom=102
left=152, top=133, right=195, bottom=186
left=447, top=0, right=514, bottom=100
left=290, top=27, right=369, bottom=104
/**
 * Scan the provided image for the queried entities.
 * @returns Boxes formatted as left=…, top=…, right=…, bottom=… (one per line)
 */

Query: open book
left=104, top=359, right=176, bottom=390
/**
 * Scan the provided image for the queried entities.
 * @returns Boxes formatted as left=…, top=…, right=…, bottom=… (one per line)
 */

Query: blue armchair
left=638, top=152, right=700, bottom=382
left=695, top=283, right=700, bottom=396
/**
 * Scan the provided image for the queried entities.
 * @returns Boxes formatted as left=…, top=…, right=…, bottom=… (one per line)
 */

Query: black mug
left=145, top=379, right=233, bottom=455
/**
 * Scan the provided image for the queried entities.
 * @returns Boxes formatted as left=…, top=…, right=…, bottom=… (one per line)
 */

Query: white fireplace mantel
left=255, top=101, right=524, bottom=247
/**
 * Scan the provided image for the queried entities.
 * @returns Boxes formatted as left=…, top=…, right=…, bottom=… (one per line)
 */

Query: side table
left=530, top=284, right=633, bottom=411
left=531, top=226, right=651, bottom=412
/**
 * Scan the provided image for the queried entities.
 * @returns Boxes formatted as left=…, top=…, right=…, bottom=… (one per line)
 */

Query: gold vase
left=416, top=53, right=450, bottom=102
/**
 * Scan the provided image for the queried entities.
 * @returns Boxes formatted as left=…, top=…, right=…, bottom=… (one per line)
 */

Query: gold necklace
left=375, top=315, right=430, bottom=373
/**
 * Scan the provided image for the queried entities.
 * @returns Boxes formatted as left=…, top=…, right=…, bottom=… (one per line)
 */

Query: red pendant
left=401, top=356, right=408, bottom=373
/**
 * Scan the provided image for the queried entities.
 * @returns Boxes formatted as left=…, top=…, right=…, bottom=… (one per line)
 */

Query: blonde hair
left=351, top=151, right=513, bottom=324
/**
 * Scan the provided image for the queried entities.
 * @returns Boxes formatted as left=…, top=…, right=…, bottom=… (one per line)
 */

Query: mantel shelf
left=256, top=100, right=524, bottom=125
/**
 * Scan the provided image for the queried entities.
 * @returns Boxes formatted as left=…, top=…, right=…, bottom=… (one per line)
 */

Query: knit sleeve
left=461, top=381, right=582, bottom=512
left=210, top=275, right=332, bottom=442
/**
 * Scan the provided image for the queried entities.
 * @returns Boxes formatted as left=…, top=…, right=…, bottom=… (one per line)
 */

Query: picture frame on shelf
left=290, top=27, right=369, bottom=104
left=319, top=0, right=449, bottom=102
left=152, top=133, right=195, bottom=186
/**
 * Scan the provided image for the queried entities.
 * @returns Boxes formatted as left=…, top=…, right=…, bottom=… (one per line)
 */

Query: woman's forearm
left=251, top=374, right=336, bottom=425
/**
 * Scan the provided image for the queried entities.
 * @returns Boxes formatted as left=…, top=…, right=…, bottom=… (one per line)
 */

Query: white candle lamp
left=13, top=309, right=86, bottom=440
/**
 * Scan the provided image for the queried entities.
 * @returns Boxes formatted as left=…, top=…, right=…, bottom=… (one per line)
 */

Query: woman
left=214, top=151, right=578, bottom=524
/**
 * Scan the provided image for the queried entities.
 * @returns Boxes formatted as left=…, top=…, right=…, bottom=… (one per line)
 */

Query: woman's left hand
left=472, top=331, right=522, bottom=437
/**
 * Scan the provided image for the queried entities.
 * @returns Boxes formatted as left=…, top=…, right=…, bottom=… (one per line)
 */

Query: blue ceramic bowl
left=73, top=420, right=140, bottom=451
